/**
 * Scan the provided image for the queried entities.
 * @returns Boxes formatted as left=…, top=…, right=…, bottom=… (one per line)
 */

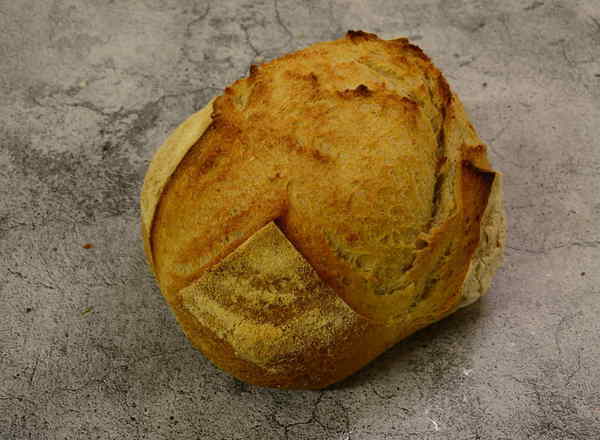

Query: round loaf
left=141, top=31, right=506, bottom=389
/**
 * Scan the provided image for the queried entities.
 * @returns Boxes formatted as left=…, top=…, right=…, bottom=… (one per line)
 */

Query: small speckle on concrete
left=1, top=1, right=599, bottom=439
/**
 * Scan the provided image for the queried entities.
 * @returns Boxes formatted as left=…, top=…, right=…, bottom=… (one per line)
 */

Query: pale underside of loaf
left=141, top=31, right=506, bottom=388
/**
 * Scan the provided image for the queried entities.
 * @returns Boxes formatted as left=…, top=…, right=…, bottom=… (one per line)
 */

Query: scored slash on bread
left=140, top=31, right=506, bottom=389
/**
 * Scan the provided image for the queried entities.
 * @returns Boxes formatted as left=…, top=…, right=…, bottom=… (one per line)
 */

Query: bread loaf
left=141, top=31, right=506, bottom=389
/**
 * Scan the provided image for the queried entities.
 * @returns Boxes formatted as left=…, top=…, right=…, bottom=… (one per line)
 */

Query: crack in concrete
left=0, top=394, right=37, bottom=408
left=188, top=2, right=211, bottom=36
left=269, top=392, right=340, bottom=440
left=553, top=312, right=586, bottom=389
left=28, top=356, right=39, bottom=387
left=131, top=348, right=189, bottom=365
left=554, top=313, right=575, bottom=357
left=507, top=240, right=600, bottom=255
left=591, top=16, right=600, bottom=34
left=317, top=394, right=351, bottom=435
left=371, top=384, right=396, bottom=400
left=276, top=392, right=353, bottom=438
left=6, top=268, right=57, bottom=291
left=180, top=3, right=211, bottom=74
left=565, top=347, right=583, bottom=386
left=47, top=348, right=189, bottom=399
left=51, top=371, right=112, bottom=396
left=240, top=22, right=260, bottom=57
left=274, top=0, right=294, bottom=43
left=32, top=85, right=219, bottom=153
left=561, top=42, right=575, bottom=69
left=506, top=370, right=598, bottom=438
left=524, top=1, right=544, bottom=12
left=0, top=216, right=30, bottom=241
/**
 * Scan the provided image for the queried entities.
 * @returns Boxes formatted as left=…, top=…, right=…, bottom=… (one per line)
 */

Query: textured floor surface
left=1, top=1, right=599, bottom=439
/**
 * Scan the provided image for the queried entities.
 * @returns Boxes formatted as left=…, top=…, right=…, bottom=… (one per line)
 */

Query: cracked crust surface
left=141, top=31, right=506, bottom=389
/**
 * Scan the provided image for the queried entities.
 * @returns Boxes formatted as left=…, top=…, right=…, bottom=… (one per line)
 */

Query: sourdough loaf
left=141, top=31, right=506, bottom=389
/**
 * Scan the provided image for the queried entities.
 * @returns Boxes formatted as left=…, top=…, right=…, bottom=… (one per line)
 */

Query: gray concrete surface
left=1, top=0, right=599, bottom=439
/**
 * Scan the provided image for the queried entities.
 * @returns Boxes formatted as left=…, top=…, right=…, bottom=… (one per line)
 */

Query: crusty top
left=142, top=31, right=505, bottom=328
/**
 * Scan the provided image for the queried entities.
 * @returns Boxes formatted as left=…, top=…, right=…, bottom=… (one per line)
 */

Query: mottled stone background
left=1, top=1, right=599, bottom=439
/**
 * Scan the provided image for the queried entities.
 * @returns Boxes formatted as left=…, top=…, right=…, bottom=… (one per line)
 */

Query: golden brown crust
left=140, top=98, right=215, bottom=270
left=140, top=31, right=506, bottom=389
